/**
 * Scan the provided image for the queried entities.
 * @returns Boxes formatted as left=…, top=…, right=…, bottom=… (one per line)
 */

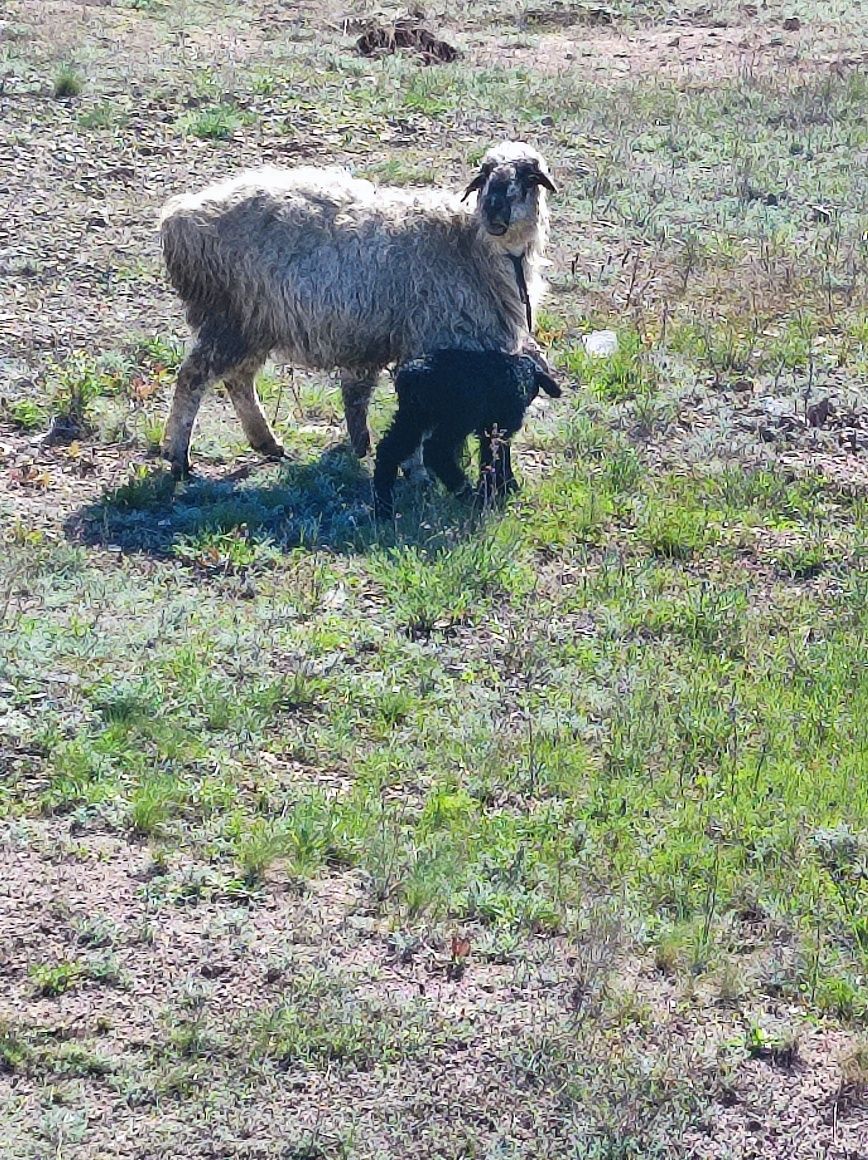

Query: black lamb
left=373, top=348, right=562, bottom=520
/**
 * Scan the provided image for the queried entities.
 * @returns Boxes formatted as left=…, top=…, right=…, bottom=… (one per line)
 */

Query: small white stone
left=582, top=330, right=619, bottom=357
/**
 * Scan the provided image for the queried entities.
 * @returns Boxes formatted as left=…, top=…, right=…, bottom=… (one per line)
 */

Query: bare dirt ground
left=3, top=822, right=867, bottom=1158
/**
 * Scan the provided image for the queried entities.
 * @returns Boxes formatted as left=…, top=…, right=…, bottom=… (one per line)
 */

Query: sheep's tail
left=159, top=198, right=227, bottom=332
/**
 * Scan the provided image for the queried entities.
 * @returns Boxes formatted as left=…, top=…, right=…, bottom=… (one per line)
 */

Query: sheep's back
left=160, top=168, right=529, bottom=368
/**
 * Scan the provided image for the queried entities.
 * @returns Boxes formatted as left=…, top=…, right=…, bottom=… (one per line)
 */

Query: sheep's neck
left=508, top=253, right=533, bottom=334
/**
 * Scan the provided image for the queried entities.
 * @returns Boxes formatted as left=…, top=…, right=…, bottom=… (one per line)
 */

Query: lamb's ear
left=461, top=171, right=488, bottom=202
left=537, top=370, right=562, bottom=398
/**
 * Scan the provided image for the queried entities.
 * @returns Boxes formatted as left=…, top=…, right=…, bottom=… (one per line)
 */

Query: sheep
left=372, top=348, right=562, bottom=521
left=158, top=141, right=556, bottom=478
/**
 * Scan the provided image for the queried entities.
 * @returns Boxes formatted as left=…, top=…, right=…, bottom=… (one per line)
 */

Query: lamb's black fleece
left=373, top=348, right=561, bottom=519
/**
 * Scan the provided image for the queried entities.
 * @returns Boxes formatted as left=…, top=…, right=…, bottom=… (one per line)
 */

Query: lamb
left=372, top=348, right=562, bottom=521
left=158, top=142, right=556, bottom=477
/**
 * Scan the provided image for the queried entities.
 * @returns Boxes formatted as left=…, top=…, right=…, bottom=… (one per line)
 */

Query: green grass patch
left=52, top=65, right=84, bottom=98
left=179, top=104, right=248, bottom=141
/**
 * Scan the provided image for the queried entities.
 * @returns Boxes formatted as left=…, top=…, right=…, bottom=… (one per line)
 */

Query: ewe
left=158, top=142, right=556, bottom=477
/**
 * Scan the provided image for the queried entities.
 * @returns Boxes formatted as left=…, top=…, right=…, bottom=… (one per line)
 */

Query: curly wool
left=159, top=161, right=550, bottom=371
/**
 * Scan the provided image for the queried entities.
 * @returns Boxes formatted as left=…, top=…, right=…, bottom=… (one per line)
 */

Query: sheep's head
left=462, top=142, right=556, bottom=247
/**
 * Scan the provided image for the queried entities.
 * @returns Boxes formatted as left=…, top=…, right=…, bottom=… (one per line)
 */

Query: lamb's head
left=517, top=355, right=562, bottom=405
left=462, top=142, right=556, bottom=251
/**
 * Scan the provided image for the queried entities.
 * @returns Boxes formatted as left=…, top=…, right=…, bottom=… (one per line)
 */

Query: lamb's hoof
left=401, top=463, right=431, bottom=486
left=373, top=494, right=394, bottom=522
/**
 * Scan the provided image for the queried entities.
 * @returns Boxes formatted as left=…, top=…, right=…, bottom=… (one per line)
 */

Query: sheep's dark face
left=463, top=146, right=557, bottom=243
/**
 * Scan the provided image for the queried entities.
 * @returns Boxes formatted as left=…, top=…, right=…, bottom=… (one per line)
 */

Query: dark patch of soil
left=356, top=12, right=460, bottom=64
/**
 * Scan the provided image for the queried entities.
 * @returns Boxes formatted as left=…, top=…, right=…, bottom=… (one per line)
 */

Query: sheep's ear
left=537, top=371, right=562, bottom=398
left=528, top=167, right=558, bottom=195
left=461, top=171, right=488, bottom=202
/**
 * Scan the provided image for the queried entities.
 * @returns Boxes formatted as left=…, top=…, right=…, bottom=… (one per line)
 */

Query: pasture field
left=1, top=1, right=868, bottom=1155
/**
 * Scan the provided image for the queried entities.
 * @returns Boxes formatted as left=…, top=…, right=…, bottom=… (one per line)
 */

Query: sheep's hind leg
left=162, top=322, right=252, bottom=478
left=340, top=370, right=377, bottom=458
left=223, top=362, right=284, bottom=461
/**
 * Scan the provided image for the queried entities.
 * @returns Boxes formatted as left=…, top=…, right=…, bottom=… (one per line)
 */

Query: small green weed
left=232, top=817, right=289, bottom=884
left=78, top=103, right=123, bottom=130
left=360, top=158, right=436, bottom=186
left=107, top=466, right=175, bottom=511
left=173, top=527, right=277, bottom=573
left=129, top=775, right=182, bottom=836
left=135, top=335, right=184, bottom=373
left=562, top=330, right=656, bottom=402
left=47, top=1042, right=115, bottom=1077
left=30, top=960, right=84, bottom=997
left=773, top=542, right=827, bottom=580
left=43, top=350, right=129, bottom=435
left=249, top=971, right=429, bottom=1070
left=71, top=914, right=118, bottom=949
left=840, top=1037, right=868, bottom=1090
left=180, top=104, right=245, bottom=141
left=639, top=505, right=712, bottom=560
left=5, top=399, right=47, bottom=431
left=369, top=533, right=528, bottom=636
left=52, top=65, right=84, bottom=98
left=744, top=1022, right=800, bottom=1067
left=0, top=1022, right=31, bottom=1072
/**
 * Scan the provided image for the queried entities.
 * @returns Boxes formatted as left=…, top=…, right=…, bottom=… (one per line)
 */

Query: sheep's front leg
left=163, top=321, right=256, bottom=478
left=340, top=370, right=377, bottom=458
left=224, top=363, right=284, bottom=460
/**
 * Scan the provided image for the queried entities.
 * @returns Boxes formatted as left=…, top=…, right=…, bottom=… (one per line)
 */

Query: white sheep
left=158, top=142, right=556, bottom=477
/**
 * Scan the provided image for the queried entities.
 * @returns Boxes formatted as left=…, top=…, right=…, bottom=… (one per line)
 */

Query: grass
left=52, top=65, right=84, bottom=98
left=2, top=0, right=868, bottom=1156
left=178, top=103, right=247, bottom=140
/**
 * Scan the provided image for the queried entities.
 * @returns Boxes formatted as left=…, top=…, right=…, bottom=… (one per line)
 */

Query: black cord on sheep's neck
left=508, top=253, right=533, bottom=333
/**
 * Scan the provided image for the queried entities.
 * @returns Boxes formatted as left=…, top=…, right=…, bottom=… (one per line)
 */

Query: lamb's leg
left=423, top=425, right=472, bottom=497
left=223, top=363, right=284, bottom=460
left=340, top=370, right=377, bottom=458
left=477, top=429, right=516, bottom=503
left=373, top=410, right=427, bottom=520
left=400, top=443, right=430, bottom=485
left=477, top=428, right=495, bottom=502
left=501, top=443, right=517, bottom=493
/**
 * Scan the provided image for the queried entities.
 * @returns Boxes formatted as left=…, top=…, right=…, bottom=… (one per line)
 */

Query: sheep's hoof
left=348, top=428, right=372, bottom=458
left=254, top=441, right=285, bottom=461
left=165, top=455, right=191, bottom=480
